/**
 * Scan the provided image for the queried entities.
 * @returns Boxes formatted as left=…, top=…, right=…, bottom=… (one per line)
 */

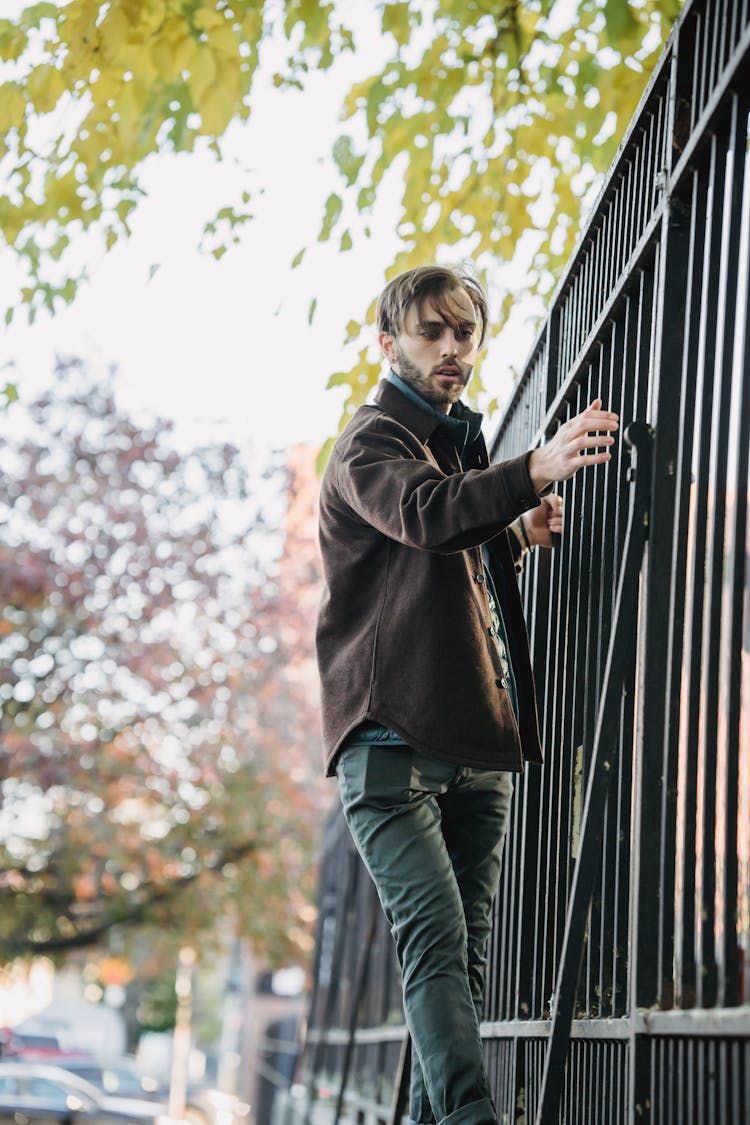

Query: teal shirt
left=343, top=371, right=520, bottom=751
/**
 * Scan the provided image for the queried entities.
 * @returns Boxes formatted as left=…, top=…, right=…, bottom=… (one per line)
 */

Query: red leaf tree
left=0, top=358, right=326, bottom=966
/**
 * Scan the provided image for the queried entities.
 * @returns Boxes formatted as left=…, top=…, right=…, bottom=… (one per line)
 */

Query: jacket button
left=488, top=625, right=496, bottom=637
left=496, top=677, right=507, bottom=689
left=475, top=573, right=485, bottom=584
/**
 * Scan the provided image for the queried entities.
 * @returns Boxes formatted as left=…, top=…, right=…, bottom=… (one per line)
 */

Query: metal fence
left=292, top=0, right=750, bottom=1121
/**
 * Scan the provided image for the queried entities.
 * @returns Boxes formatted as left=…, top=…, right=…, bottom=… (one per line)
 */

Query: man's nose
left=441, top=333, right=458, bottom=356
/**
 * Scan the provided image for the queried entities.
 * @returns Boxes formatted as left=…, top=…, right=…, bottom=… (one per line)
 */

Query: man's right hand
left=528, top=398, right=619, bottom=494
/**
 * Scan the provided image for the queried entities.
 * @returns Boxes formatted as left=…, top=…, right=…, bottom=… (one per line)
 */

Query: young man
left=315, top=265, right=618, bottom=1125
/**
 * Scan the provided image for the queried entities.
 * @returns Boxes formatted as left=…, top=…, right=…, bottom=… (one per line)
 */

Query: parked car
left=0, top=1061, right=187, bottom=1125
left=60, top=1059, right=246, bottom=1125
left=58, top=1060, right=163, bottom=1105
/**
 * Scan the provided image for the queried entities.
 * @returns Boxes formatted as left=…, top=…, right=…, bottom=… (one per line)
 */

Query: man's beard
left=394, top=346, right=471, bottom=408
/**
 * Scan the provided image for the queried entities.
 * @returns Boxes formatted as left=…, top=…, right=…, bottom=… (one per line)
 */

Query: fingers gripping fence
left=293, top=1, right=750, bottom=1122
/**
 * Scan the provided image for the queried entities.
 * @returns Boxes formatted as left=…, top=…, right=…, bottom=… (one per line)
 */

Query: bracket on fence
left=535, top=420, right=655, bottom=1125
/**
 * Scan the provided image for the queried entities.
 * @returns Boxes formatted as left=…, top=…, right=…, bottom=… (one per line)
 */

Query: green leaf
left=339, top=229, right=352, bottom=251
left=381, top=2, right=413, bottom=47
left=318, top=192, right=342, bottom=241
left=332, top=134, right=365, bottom=186
left=60, top=277, right=77, bottom=303
left=604, top=0, right=637, bottom=43
left=308, top=297, right=317, bottom=324
left=357, top=186, right=376, bottom=210
left=0, top=380, right=18, bottom=408
left=291, top=247, right=306, bottom=268
left=19, top=3, right=58, bottom=30
left=148, top=263, right=161, bottom=281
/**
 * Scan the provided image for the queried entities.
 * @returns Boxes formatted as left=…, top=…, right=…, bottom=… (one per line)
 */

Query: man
left=315, top=265, right=618, bottom=1125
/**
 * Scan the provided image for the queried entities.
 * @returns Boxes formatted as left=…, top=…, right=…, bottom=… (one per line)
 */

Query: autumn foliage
left=0, top=359, right=326, bottom=965
left=1, top=1, right=684, bottom=426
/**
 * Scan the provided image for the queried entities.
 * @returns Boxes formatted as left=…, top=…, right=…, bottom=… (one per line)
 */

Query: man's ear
left=378, top=330, right=397, bottom=367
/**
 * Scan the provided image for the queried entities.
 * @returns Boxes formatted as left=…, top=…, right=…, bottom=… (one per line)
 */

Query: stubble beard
left=394, top=346, right=471, bottom=409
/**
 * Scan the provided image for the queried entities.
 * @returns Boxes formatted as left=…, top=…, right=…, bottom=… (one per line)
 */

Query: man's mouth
left=435, top=366, right=461, bottom=378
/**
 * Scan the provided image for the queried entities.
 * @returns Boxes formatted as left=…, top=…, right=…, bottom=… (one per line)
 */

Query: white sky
left=1, top=2, right=541, bottom=458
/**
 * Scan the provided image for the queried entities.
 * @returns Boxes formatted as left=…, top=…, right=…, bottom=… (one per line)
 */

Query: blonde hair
left=376, top=265, right=488, bottom=346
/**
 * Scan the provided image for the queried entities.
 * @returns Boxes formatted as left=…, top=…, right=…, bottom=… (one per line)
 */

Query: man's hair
left=376, top=265, right=489, bottom=347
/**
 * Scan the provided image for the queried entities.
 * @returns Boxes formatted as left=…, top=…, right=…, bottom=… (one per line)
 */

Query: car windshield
left=114, top=1070, right=151, bottom=1096
left=28, top=1079, right=65, bottom=1098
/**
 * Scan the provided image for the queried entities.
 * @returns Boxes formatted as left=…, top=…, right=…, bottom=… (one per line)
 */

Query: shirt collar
left=384, top=370, right=484, bottom=456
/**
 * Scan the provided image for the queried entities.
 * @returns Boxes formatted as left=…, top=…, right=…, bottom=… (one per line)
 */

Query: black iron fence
left=289, top=0, right=750, bottom=1121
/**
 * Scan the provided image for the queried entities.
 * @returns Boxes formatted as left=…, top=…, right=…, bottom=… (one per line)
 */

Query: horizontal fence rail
left=290, top=1, right=750, bottom=1123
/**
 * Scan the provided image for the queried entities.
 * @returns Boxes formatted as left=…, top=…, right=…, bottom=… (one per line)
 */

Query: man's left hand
left=520, top=493, right=564, bottom=549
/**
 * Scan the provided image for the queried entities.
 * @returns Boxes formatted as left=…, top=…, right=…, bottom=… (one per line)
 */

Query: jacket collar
left=374, top=374, right=484, bottom=452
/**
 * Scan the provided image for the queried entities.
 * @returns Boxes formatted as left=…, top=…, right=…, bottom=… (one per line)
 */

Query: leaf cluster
left=312, top=0, right=682, bottom=429
left=0, top=0, right=352, bottom=321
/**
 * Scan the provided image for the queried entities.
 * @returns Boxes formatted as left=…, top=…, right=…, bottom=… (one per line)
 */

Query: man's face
left=379, top=287, right=481, bottom=412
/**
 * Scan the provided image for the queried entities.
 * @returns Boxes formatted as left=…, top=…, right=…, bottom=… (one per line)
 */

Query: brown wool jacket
left=316, top=378, right=546, bottom=777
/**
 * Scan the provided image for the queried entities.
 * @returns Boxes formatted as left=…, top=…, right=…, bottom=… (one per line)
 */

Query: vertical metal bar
left=611, top=184, right=623, bottom=292
left=574, top=259, right=586, bottom=362
left=546, top=309, right=561, bottom=410
left=643, top=111, right=657, bottom=223
left=719, top=0, right=731, bottom=69
left=568, top=274, right=579, bottom=374
left=694, top=114, right=734, bottom=1009
left=628, top=118, right=694, bottom=1018
left=594, top=211, right=605, bottom=321
left=690, top=10, right=702, bottom=133
left=700, top=92, right=748, bottom=1010
left=535, top=423, right=654, bottom=1124
left=333, top=885, right=379, bottom=1125
left=700, top=3, right=711, bottom=121
left=634, top=127, right=647, bottom=245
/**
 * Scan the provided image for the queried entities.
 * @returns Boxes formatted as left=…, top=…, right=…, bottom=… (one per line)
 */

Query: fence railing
left=292, top=0, right=750, bottom=1120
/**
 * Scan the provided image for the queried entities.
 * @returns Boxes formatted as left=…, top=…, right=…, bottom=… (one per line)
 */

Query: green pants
left=336, top=744, right=514, bottom=1125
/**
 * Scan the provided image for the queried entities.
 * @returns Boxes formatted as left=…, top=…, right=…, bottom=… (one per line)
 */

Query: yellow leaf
left=150, top=37, right=178, bottom=79
left=98, top=7, right=131, bottom=64
left=198, top=86, right=235, bottom=136
left=94, top=71, right=122, bottom=104
left=188, top=47, right=217, bottom=103
left=130, top=52, right=158, bottom=100
left=0, top=24, right=27, bottom=62
left=160, top=17, right=197, bottom=72
left=123, top=0, right=165, bottom=38
left=243, top=10, right=263, bottom=47
left=206, top=25, right=240, bottom=59
left=173, top=31, right=197, bottom=74
left=193, top=9, right=224, bottom=32
left=0, top=82, right=26, bottom=131
left=114, top=82, right=140, bottom=144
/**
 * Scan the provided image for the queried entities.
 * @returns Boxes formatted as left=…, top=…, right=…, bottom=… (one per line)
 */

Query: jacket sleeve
left=333, top=418, right=541, bottom=553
